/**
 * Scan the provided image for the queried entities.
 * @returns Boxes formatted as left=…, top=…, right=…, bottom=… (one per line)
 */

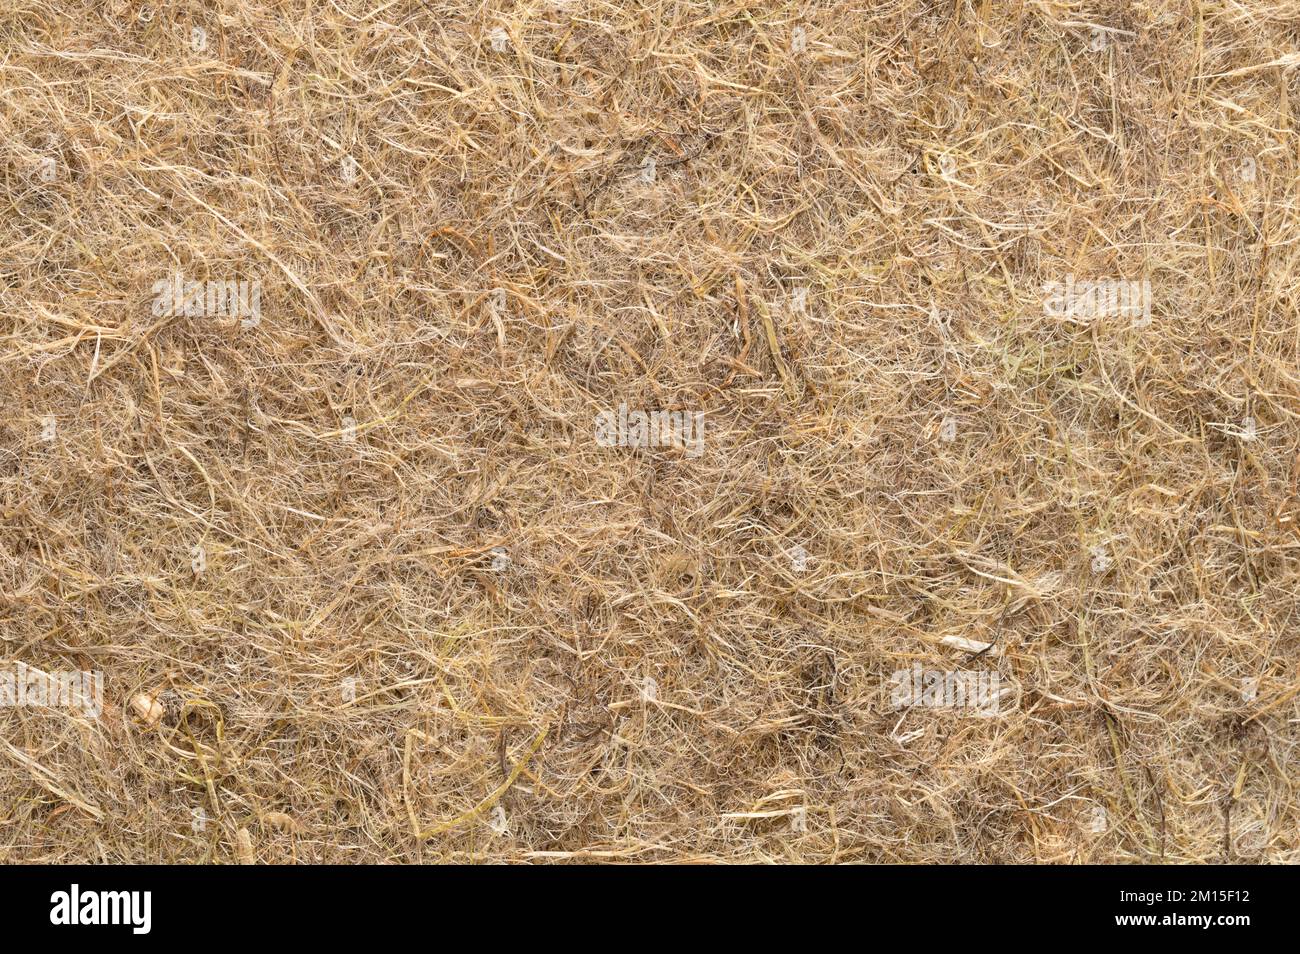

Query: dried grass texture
left=2, top=0, right=1300, bottom=864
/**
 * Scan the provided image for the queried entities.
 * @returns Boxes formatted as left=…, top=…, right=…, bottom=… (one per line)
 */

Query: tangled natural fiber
left=2, top=0, right=1299, bottom=863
